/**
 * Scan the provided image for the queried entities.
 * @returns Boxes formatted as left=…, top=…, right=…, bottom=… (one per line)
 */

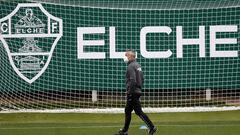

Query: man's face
left=125, top=51, right=134, bottom=61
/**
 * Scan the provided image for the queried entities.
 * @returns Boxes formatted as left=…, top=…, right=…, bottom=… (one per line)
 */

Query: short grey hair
left=126, top=49, right=136, bottom=58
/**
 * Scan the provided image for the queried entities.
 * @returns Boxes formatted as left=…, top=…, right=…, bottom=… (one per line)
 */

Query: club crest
left=0, top=3, right=63, bottom=83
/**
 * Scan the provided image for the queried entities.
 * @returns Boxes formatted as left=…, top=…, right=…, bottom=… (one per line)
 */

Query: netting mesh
left=0, top=0, right=239, bottom=111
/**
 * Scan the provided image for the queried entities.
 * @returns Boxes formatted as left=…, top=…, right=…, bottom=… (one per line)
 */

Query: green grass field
left=0, top=110, right=240, bottom=135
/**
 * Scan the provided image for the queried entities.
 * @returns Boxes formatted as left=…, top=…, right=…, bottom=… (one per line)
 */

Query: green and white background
left=0, top=0, right=239, bottom=110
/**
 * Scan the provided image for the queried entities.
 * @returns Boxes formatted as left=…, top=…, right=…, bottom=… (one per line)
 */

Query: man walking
left=115, top=50, right=157, bottom=135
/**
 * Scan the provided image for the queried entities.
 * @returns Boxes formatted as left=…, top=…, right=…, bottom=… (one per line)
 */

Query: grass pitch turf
left=0, top=110, right=240, bottom=135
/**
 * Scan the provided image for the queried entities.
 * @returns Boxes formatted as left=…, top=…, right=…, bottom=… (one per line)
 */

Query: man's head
left=123, top=49, right=136, bottom=63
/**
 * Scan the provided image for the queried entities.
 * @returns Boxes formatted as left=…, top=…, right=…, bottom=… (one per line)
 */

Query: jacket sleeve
left=128, top=65, right=137, bottom=92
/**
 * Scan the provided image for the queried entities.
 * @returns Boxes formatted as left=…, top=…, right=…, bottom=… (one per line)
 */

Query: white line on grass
left=1, top=107, right=240, bottom=113
left=0, top=124, right=240, bottom=130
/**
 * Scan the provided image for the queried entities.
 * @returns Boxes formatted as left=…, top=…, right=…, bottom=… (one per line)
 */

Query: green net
left=0, top=0, right=239, bottom=111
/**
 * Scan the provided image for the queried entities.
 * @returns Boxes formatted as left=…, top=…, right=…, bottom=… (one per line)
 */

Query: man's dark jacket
left=126, top=60, right=144, bottom=94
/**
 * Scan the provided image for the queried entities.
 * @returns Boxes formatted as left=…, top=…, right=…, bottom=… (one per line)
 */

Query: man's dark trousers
left=122, top=92, right=154, bottom=132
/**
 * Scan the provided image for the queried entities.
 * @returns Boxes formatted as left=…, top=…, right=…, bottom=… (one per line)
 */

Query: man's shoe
left=149, top=127, right=157, bottom=135
left=115, top=129, right=128, bottom=135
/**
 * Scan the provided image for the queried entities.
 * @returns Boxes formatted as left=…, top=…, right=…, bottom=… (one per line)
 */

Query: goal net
left=0, top=0, right=239, bottom=113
